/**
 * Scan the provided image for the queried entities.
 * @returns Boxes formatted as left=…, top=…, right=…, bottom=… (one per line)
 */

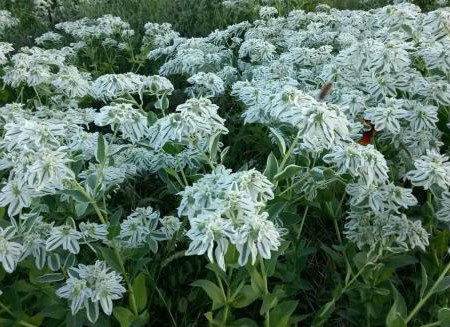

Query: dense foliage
left=0, top=1, right=449, bottom=327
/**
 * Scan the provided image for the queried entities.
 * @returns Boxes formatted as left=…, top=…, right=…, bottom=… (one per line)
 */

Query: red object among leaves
left=358, top=118, right=376, bottom=145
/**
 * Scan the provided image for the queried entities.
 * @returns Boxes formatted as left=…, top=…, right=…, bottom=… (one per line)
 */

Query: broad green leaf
left=434, top=276, right=450, bottom=294
left=248, top=266, right=265, bottom=295
left=438, top=308, right=450, bottom=327
left=191, top=279, right=225, bottom=310
left=39, top=304, right=67, bottom=319
left=96, top=133, right=106, bottom=164
left=37, top=273, right=64, bottom=283
left=263, top=152, right=279, bottom=182
left=229, top=318, right=259, bottom=327
left=269, top=127, right=286, bottom=155
left=132, top=273, right=148, bottom=313
left=232, top=285, right=259, bottom=308
left=208, top=131, right=222, bottom=162
left=113, top=306, right=135, bottom=327
left=99, top=247, right=122, bottom=272
left=48, top=253, right=61, bottom=271
left=260, top=292, right=280, bottom=315
left=108, top=209, right=123, bottom=240
left=386, top=285, right=407, bottom=327
left=278, top=211, right=300, bottom=225
left=75, top=202, right=89, bottom=217
left=63, top=253, right=76, bottom=270
left=269, top=301, right=298, bottom=327
left=60, top=190, right=90, bottom=203
left=275, top=165, right=302, bottom=181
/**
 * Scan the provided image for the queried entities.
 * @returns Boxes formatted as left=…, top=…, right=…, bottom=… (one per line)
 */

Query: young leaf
left=113, top=307, right=135, bottom=327
left=263, top=152, right=279, bottom=182
left=209, top=131, right=222, bottom=162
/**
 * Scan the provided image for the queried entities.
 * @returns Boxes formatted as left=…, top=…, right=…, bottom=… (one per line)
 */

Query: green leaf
left=434, top=276, right=450, bottom=294
left=108, top=209, right=123, bottom=240
left=161, top=95, right=169, bottom=111
left=75, top=202, right=89, bottom=217
left=132, top=273, right=148, bottom=313
left=263, top=152, right=279, bottom=182
left=99, top=247, right=122, bottom=272
left=232, top=285, right=259, bottom=309
left=384, top=254, right=418, bottom=269
left=260, top=292, right=280, bottom=315
left=269, top=127, right=286, bottom=155
left=312, top=299, right=335, bottom=327
left=208, top=131, right=222, bottom=162
left=274, top=165, right=302, bottom=181
left=248, top=266, right=265, bottom=295
left=229, top=318, right=258, bottom=327
left=39, top=304, right=67, bottom=319
left=191, top=279, right=226, bottom=310
left=37, top=273, right=65, bottom=283
left=96, top=133, right=106, bottom=164
left=113, top=306, right=135, bottom=327
left=269, top=301, right=298, bottom=327
left=386, top=285, right=407, bottom=327
left=60, top=190, right=90, bottom=203
left=438, top=308, right=450, bottom=327
left=63, top=254, right=76, bottom=270
left=278, top=211, right=300, bottom=225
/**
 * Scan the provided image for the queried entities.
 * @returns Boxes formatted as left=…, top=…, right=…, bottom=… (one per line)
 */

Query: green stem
left=279, top=131, right=301, bottom=170
left=332, top=217, right=343, bottom=245
left=406, top=260, right=450, bottom=324
left=259, top=257, right=270, bottom=327
left=0, top=301, right=14, bottom=317
left=0, top=302, right=37, bottom=327
left=74, top=182, right=138, bottom=316
left=419, top=322, right=441, bottom=327
left=296, top=206, right=308, bottom=240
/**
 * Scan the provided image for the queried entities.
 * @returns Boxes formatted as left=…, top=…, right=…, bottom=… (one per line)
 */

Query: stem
left=215, top=272, right=229, bottom=326
left=259, top=257, right=270, bottom=327
left=0, top=302, right=37, bottom=327
left=33, top=87, right=42, bottom=106
left=279, top=131, right=301, bottom=170
left=406, top=260, right=450, bottom=324
left=74, top=182, right=138, bottom=316
left=333, top=218, right=343, bottom=245
left=0, top=301, right=14, bottom=317
left=419, top=322, right=441, bottom=327
left=296, top=206, right=308, bottom=240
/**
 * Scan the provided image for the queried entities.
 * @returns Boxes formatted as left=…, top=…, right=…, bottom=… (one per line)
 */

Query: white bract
left=179, top=165, right=283, bottom=270
left=56, top=261, right=126, bottom=322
